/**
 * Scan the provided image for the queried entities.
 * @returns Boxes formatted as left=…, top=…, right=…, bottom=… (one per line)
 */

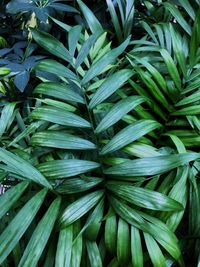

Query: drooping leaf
left=0, top=189, right=47, bottom=264
left=18, top=197, right=61, bottom=267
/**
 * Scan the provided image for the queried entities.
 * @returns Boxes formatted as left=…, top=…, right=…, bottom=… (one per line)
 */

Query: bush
left=0, top=1, right=200, bottom=266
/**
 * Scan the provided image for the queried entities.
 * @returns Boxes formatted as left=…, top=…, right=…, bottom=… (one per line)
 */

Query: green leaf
left=76, top=33, right=99, bottom=68
left=106, top=0, right=122, bottom=42
left=55, top=225, right=73, bottom=267
left=32, top=29, right=72, bottom=63
left=105, top=212, right=117, bottom=255
left=56, top=176, right=103, bottom=194
left=86, top=240, right=103, bottom=267
left=70, top=220, right=82, bottom=267
left=68, top=25, right=82, bottom=56
left=89, top=69, right=133, bottom=109
left=131, top=226, right=143, bottom=267
left=107, top=183, right=183, bottom=211
left=83, top=198, right=104, bottom=241
left=101, top=120, right=160, bottom=155
left=109, top=197, right=183, bottom=265
left=117, top=218, right=130, bottom=265
left=164, top=2, right=191, bottom=35
left=18, top=197, right=61, bottom=267
left=105, top=153, right=200, bottom=176
left=159, top=48, right=181, bottom=90
left=166, top=166, right=188, bottom=231
left=37, top=159, right=100, bottom=179
left=34, top=82, right=84, bottom=104
left=95, top=96, right=146, bottom=133
left=31, top=131, right=96, bottom=150
left=60, top=190, right=104, bottom=227
left=144, top=233, right=166, bottom=267
left=35, top=60, right=77, bottom=80
left=0, top=67, right=10, bottom=76
left=84, top=198, right=104, bottom=241
left=0, top=102, right=16, bottom=137
left=172, top=105, right=200, bottom=116
left=0, top=188, right=47, bottom=264
left=0, top=181, right=29, bottom=220
left=30, top=106, right=91, bottom=128
left=82, top=36, right=131, bottom=85
left=77, top=0, right=103, bottom=34
left=190, top=8, right=200, bottom=66
left=0, top=148, right=52, bottom=189
left=176, top=91, right=200, bottom=107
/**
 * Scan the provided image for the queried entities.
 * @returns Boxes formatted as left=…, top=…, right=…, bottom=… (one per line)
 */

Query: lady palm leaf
left=0, top=1, right=200, bottom=266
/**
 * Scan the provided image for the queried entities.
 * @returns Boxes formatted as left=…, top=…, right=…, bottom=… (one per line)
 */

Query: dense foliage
left=0, top=0, right=200, bottom=266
